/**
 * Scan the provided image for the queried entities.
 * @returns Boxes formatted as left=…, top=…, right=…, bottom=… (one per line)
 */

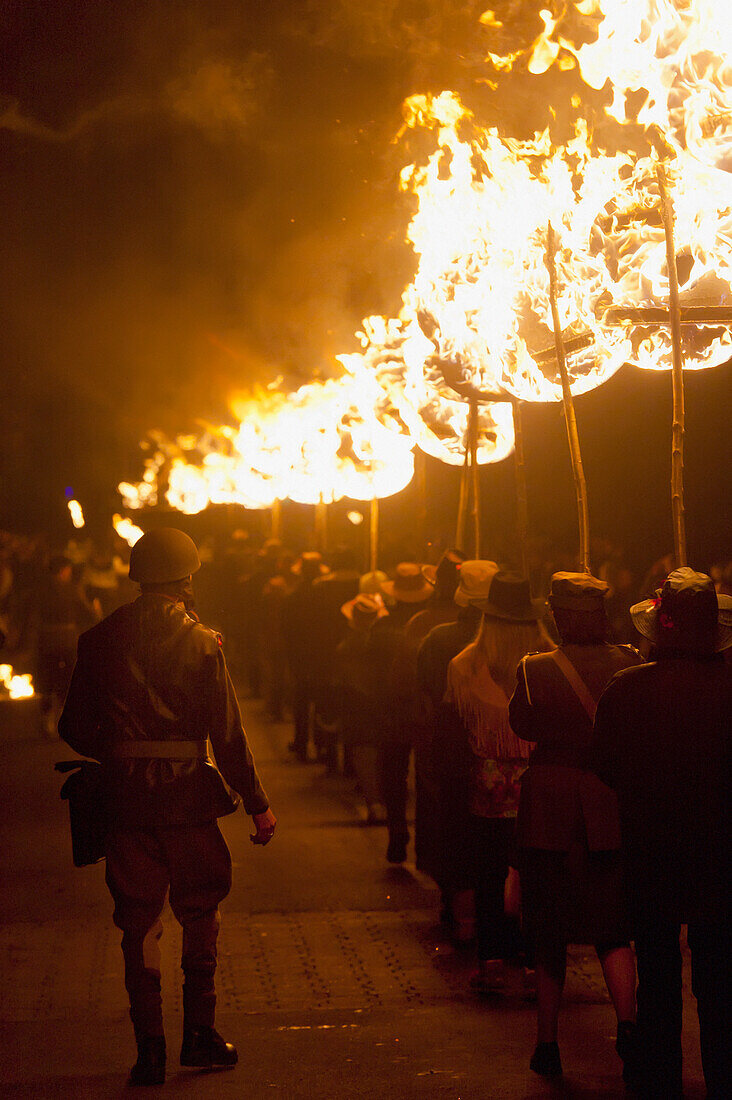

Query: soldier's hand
left=251, top=808, right=277, bottom=846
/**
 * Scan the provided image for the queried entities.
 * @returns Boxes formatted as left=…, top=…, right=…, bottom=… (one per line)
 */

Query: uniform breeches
left=105, top=824, right=232, bottom=1039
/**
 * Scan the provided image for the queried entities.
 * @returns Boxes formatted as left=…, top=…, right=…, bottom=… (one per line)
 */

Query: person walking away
left=374, top=562, right=434, bottom=862
left=58, top=528, right=276, bottom=1086
left=445, top=572, right=553, bottom=993
left=591, top=568, right=731, bottom=1100
left=416, top=560, right=495, bottom=934
left=335, top=593, right=389, bottom=822
left=509, top=572, right=643, bottom=1080
left=282, top=551, right=330, bottom=761
left=309, top=548, right=360, bottom=768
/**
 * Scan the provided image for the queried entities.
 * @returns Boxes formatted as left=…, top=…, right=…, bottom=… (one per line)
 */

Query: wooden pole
left=270, top=498, right=282, bottom=541
left=314, top=499, right=328, bottom=553
left=415, top=448, right=428, bottom=559
left=455, top=435, right=470, bottom=552
left=511, top=399, right=530, bottom=582
left=655, top=161, right=688, bottom=567
left=468, top=397, right=481, bottom=558
left=369, top=497, right=379, bottom=573
left=545, top=221, right=591, bottom=574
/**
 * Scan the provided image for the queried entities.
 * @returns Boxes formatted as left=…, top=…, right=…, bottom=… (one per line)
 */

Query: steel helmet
left=129, top=528, right=201, bottom=584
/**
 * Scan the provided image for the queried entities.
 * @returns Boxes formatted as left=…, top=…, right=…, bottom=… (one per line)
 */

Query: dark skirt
left=519, top=844, right=630, bottom=948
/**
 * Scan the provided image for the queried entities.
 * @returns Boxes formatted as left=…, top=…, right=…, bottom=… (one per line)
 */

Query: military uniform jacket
left=59, top=593, right=270, bottom=827
left=509, top=643, right=642, bottom=852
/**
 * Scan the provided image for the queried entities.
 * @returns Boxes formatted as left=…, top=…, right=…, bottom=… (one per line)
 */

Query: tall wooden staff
left=314, top=498, right=328, bottom=553
left=455, top=435, right=470, bottom=551
left=270, top=498, right=282, bottom=541
left=468, top=397, right=481, bottom=558
left=511, top=399, right=530, bottom=582
left=655, top=160, right=688, bottom=567
left=369, top=497, right=379, bottom=573
left=454, top=398, right=482, bottom=557
left=545, top=221, right=591, bottom=574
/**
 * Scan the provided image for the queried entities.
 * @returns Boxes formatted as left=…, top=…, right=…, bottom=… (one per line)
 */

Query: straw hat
left=454, top=560, right=499, bottom=607
left=475, top=571, right=546, bottom=622
left=549, top=571, right=610, bottom=611
left=380, top=562, right=434, bottom=604
left=631, top=567, right=732, bottom=652
left=341, top=592, right=388, bottom=630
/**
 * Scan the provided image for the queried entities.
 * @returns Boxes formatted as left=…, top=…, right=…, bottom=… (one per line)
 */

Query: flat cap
left=549, top=571, right=609, bottom=611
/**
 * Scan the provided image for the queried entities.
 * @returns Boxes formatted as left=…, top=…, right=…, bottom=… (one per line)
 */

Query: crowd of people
left=1, top=523, right=730, bottom=1096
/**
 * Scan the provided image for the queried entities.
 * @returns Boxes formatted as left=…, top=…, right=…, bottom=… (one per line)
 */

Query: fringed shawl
left=446, top=643, right=531, bottom=762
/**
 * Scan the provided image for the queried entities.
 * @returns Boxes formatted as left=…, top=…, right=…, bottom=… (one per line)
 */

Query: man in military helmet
left=59, top=527, right=276, bottom=1086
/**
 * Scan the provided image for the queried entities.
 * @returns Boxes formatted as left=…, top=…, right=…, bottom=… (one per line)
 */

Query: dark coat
left=591, top=652, right=731, bottom=924
left=58, top=593, right=269, bottom=827
left=510, top=643, right=643, bottom=851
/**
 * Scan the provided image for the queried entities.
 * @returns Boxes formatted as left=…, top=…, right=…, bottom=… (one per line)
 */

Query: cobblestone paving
left=0, top=908, right=612, bottom=1023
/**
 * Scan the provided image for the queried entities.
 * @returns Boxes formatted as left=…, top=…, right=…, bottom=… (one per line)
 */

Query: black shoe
left=530, top=1041, right=562, bottom=1078
left=129, top=1035, right=166, bottom=1086
left=386, top=834, right=408, bottom=863
left=616, top=1020, right=640, bottom=1085
left=180, top=1026, right=238, bottom=1068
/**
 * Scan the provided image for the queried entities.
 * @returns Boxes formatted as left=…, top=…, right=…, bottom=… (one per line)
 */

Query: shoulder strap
left=519, top=655, right=533, bottom=705
left=551, top=649, right=598, bottom=721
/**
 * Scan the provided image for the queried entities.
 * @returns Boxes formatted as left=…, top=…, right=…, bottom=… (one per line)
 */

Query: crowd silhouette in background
left=1, top=522, right=729, bottom=1098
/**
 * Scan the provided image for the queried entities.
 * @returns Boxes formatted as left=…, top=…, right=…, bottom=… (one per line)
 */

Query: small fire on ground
left=0, top=664, right=35, bottom=700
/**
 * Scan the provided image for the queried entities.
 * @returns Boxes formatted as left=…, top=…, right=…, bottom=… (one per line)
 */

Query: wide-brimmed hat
left=549, top=571, right=610, bottom=611
left=341, top=592, right=388, bottom=630
left=454, top=560, right=499, bottom=607
left=475, top=571, right=546, bottom=621
left=380, top=562, right=434, bottom=604
left=631, top=567, right=732, bottom=652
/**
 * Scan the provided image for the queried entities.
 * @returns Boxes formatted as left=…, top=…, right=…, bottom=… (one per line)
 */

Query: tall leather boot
left=180, top=1025, right=238, bottom=1068
left=129, top=1035, right=166, bottom=1086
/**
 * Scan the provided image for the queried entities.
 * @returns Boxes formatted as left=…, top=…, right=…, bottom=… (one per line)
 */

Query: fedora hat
left=454, top=559, right=499, bottom=607
left=549, top=571, right=610, bottom=611
left=631, top=567, right=732, bottom=652
left=476, top=571, right=546, bottom=621
left=341, top=592, right=388, bottom=630
left=380, top=562, right=434, bottom=604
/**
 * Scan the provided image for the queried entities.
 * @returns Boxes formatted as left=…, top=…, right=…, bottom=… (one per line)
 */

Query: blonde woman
left=445, top=572, right=554, bottom=993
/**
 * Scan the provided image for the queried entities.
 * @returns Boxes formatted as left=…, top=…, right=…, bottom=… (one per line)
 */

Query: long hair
left=473, top=614, right=555, bottom=695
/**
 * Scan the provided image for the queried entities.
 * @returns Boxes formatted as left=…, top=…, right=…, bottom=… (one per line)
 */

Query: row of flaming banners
left=115, top=1, right=730, bottom=556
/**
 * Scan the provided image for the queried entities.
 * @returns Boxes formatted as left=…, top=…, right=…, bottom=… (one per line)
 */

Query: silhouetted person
left=59, top=528, right=275, bottom=1086
left=592, top=568, right=731, bottom=1100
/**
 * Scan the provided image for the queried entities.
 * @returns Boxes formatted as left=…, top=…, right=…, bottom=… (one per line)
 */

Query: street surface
left=0, top=696, right=706, bottom=1098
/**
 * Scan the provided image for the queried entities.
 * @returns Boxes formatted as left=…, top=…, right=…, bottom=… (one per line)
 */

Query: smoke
left=165, top=57, right=272, bottom=135
left=0, top=0, right=505, bottom=528
left=0, top=55, right=270, bottom=143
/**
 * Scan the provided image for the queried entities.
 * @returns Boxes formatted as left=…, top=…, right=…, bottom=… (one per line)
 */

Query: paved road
left=0, top=698, right=706, bottom=1098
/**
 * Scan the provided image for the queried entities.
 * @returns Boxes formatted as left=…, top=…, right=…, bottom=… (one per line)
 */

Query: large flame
left=382, top=5, right=732, bottom=400
left=118, top=1, right=731, bottom=516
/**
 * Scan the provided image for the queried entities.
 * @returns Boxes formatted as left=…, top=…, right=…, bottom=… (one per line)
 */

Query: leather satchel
left=55, top=760, right=108, bottom=867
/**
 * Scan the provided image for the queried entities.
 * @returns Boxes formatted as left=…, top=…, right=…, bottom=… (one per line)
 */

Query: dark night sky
left=1, top=1, right=729, bottom=570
